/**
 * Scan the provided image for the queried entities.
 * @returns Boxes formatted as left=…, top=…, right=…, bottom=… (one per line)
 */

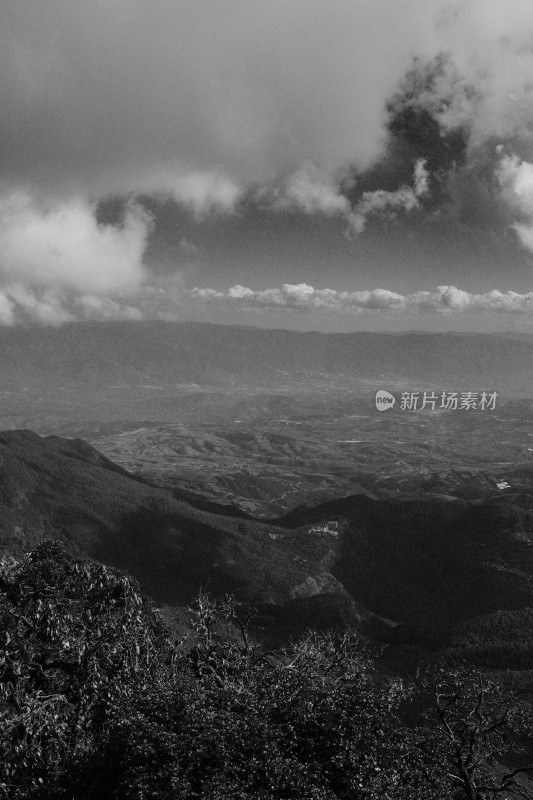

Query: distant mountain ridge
left=0, top=321, right=531, bottom=389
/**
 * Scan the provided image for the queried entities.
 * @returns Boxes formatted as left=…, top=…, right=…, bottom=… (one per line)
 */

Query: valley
left=2, top=323, right=533, bottom=653
left=1, top=323, right=532, bottom=515
left=2, top=379, right=532, bottom=515
left=87, top=395, right=533, bottom=515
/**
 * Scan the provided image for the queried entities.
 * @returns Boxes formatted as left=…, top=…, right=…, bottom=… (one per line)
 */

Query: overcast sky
left=3, top=0, right=533, bottom=330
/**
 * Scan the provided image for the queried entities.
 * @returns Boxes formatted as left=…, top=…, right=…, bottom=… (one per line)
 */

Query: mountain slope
left=0, top=430, right=348, bottom=616
left=2, top=430, right=533, bottom=644
left=275, top=494, right=533, bottom=626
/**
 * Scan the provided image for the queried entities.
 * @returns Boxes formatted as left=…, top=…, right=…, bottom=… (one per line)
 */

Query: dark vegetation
left=1, top=540, right=533, bottom=800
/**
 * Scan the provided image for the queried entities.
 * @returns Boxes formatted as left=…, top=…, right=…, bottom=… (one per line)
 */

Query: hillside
left=275, top=494, right=533, bottom=627
left=0, top=430, right=326, bottom=608
left=2, top=430, right=533, bottom=650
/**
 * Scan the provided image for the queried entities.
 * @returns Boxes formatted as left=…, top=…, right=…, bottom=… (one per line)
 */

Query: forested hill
left=2, top=429, right=533, bottom=647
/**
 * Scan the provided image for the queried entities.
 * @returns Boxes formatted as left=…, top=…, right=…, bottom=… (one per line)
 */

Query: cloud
left=0, top=193, right=153, bottom=325
left=0, top=280, right=185, bottom=327
left=0, top=285, right=150, bottom=326
left=496, top=153, right=533, bottom=252
left=0, top=293, right=15, bottom=326
left=0, top=0, right=441, bottom=203
left=0, top=194, right=152, bottom=296
left=267, top=165, right=350, bottom=216
left=189, top=283, right=533, bottom=315
left=342, top=14, right=533, bottom=233
left=433, top=1, right=533, bottom=148
left=73, top=295, right=144, bottom=322
left=7, top=0, right=533, bottom=206
left=2, top=285, right=76, bottom=325
left=133, top=169, right=243, bottom=216
left=259, top=159, right=429, bottom=234
left=348, top=159, right=429, bottom=234
left=2, top=278, right=533, bottom=327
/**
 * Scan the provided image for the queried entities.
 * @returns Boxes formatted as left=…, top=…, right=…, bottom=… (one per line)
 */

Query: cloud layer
left=189, top=283, right=533, bottom=315
left=2, top=279, right=533, bottom=326
left=5, top=1, right=533, bottom=200
left=0, top=1, right=441, bottom=200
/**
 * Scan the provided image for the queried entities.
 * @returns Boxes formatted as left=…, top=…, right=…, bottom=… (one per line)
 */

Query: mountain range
left=1, top=321, right=532, bottom=389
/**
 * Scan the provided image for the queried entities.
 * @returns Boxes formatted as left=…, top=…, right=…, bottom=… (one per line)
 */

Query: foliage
left=82, top=592, right=443, bottom=800
left=0, top=540, right=170, bottom=798
left=0, top=542, right=531, bottom=799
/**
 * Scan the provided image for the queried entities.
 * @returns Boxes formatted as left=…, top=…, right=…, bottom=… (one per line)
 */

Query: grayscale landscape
left=3, top=1, right=533, bottom=797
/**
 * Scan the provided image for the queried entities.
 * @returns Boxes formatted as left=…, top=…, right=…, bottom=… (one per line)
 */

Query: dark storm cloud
left=339, top=32, right=533, bottom=244
left=344, top=55, right=471, bottom=207
left=340, top=54, right=506, bottom=234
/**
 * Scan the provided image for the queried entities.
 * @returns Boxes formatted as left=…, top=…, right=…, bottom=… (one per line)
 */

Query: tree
left=92, top=592, right=448, bottom=799
left=421, top=662, right=533, bottom=799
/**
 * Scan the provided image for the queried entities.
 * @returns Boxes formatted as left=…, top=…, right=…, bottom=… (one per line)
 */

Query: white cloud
left=433, top=0, right=533, bottom=146
left=269, top=165, right=350, bottom=216
left=0, top=284, right=159, bottom=326
left=1, top=280, right=533, bottom=327
left=496, top=152, right=533, bottom=252
left=260, top=159, right=429, bottom=232
left=73, top=295, right=144, bottom=322
left=189, top=283, right=533, bottom=315
left=348, top=159, right=429, bottom=234
left=0, top=192, right=154, bottom=325
left=2, top=285, right=75, bottom=325
left=0, top=193, right=152, bottom=296
left=133, top=168, right=243, bottom=215
left=0, top=293, right=15, bottom=326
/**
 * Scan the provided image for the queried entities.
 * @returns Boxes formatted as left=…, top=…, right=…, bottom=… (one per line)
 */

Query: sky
left=3, top=0, right=533, bottom=331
